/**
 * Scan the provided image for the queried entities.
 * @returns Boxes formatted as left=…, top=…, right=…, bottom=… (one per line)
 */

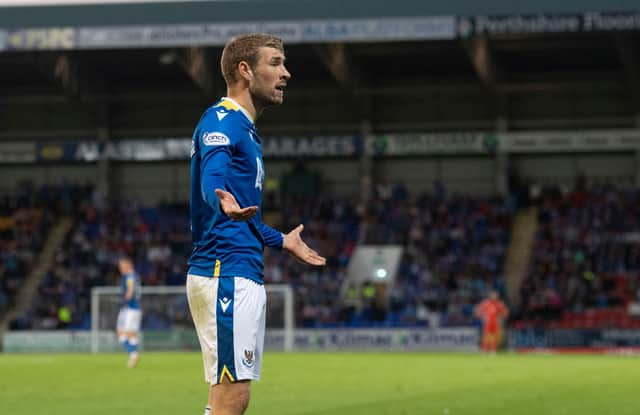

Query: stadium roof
left=2, top=30, right=640, bottom=141
left=0, top=0, right=639, bottom=29
left=1, top=1, right=640, bottom=143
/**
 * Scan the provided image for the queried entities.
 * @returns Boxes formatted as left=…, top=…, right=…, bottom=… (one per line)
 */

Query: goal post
left=90, top=284, right=294, bottom=354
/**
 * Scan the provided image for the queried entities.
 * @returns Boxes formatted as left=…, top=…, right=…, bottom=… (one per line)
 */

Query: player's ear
left=238, top=61, right=253, bottom=82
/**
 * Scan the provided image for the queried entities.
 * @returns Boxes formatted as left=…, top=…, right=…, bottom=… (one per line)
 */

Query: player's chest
left=235, top=129, right=261, bottom=155
left=232, top=131, right=264, bottom=172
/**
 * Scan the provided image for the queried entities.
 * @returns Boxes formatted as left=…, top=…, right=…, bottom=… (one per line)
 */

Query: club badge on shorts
left=242, top=350, right=255, bottom=368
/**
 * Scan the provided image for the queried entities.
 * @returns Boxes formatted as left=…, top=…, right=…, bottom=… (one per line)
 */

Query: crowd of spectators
left=1, top=182, right=90, bottom=321
left=12, top=198, right=191, bottom=330
left=10, top=179, right=514, bottom=330
left=263, top=194, right=360, bottom=328
left=361, top=182, right=513, bottom=328
left=9, top=178, right=640, bottom=332
left=264, top=181, right=514, bottom=328
left=515, top=184, right=640, bottom=328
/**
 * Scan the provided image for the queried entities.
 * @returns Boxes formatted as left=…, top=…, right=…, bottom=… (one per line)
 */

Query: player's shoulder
left=201, top=100, right=246, bottom=127
left=198, top=99, right=249, bottom=146
left=198, top=100, right=248, bottom=143
left=212, top=98, right=245, bottom=116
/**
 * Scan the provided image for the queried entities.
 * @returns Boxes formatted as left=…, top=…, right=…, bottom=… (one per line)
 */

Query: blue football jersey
left=188, top=97, right=284, bottom=283
left=121, top=272, right=141, bottom=310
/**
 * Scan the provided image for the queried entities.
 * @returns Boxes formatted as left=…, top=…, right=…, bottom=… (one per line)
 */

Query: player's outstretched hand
left=215, top=189, right=258, bottom=221
left=283, top=224, right=326, bottom=266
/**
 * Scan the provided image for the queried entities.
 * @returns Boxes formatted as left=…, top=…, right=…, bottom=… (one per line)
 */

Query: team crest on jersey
left=242, top=350, right=255, bottom=368
left=203, top=132, right=230, bottom=146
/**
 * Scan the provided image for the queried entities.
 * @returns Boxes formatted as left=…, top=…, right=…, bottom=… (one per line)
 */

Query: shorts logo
left=219, top=297, right=231, bottom=313
left=203, top=132, right=230, bottom=146
left=242, top=350, right=255, bottom=368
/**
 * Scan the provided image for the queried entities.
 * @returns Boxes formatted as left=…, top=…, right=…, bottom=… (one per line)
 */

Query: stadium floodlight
left=375, top=268, right=387, bottom=279
left=91, top=284, right=294, bottom=354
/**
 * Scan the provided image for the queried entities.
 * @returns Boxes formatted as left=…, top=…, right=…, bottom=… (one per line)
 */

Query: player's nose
left=281, top=66, right=291, bottom=81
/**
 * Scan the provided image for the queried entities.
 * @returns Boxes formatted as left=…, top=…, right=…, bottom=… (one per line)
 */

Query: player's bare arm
left=215, top=188, right=258, bottom=220
left=283, top=224, right=326, bottom=266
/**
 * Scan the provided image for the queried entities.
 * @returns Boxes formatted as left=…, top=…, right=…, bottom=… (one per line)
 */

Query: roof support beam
left=463, top=35, right=504, bottom=88
left=613, top=33, right=640, bottom=115
left=312, top=43, right=367, bottom=91
left=463, top=36, right=508, bottom=129
left=38, top=52, right=100, bottom=100
left=312, top=43, right=372, bottom=121
left=181, top=47, right=217, bottom=95
left=161, top=47, right=219, bottom=95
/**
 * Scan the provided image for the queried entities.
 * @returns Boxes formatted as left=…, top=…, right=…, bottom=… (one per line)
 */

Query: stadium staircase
left=504, top=207, right=538, bottom=308
left=0, top=217, right=74, bottom=332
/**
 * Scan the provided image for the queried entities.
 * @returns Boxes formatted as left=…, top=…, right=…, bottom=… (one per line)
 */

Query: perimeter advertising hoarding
left=27, top=136, right=361, bottom=163
left=3, top=12, right=640, bottom=51
left=9, top=328, right=640, bottom=352
left=0, top=133, right=494, bottom=163
left=265, top=328, right=480, bottom=351
left=77, top=17, right=456, bottom=49
left=4, top=27, right=74, bottom=50
left=509, top=328, right=640, bottom=348
left=0, top=142, right=37, bottom=163
left=263, top=135, right=360, bottom=158
left=368, top=133, right=497, bottom=156
left=0, top=16, right=456, bottom=51
left=3, top=328, right=480, bottom=352
left=457, top=12, right=640, bottom=36
left=2, top=130, right=640, bottom=164
left=499, top=130, right=640, bottom=153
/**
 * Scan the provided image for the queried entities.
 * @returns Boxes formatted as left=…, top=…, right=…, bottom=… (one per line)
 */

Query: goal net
left=90, top=284, right=294, bottom=353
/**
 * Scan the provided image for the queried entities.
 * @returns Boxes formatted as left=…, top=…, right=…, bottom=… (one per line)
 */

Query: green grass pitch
left=1, top=352, right=638, bottom=414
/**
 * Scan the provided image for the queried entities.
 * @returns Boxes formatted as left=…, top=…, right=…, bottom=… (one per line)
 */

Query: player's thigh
left=232, top=278, right=266, bottom=380
left=116, top=308, right=126, bottom=331
left=187, top=274, right=220, bottom=383
left=186, top=275, right=265, bottom=383
left=124, top=309, right=142, bottom=332
left=187, top=274, right=219, bottom=329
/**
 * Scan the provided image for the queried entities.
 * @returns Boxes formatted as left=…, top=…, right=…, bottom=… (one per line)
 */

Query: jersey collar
left=221, top=97, right=254, bottom=125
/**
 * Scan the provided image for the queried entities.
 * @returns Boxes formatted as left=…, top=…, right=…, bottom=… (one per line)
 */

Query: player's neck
left=226, top=88, right=258, bottom=122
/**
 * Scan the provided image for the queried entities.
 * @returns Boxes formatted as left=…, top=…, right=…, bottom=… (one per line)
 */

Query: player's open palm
left=283, top=224, right=326, bottom=266
left=215, top=188, right=258, bottom=221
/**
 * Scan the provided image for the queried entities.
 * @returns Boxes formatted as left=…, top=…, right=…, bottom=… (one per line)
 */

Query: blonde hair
left=220, top=33, right=284, bottom=85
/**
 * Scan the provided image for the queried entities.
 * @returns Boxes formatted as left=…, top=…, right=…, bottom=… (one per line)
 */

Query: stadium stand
left=514, top=184, right=640, bottom=329
left=0, top=183, right=62, bottom=321
left=9, top=182, right=516, bottom=330
left=10, top=180, right=640, bottom=333
left=2, top=0, right=640, bottom=357
left=14, top=198, right=191, bottom=330
left=360, top=185, right=514, bottom=327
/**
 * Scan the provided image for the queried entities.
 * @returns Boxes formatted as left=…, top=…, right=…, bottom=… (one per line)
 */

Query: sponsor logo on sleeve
left=203, top=132, right=230, bottom=146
